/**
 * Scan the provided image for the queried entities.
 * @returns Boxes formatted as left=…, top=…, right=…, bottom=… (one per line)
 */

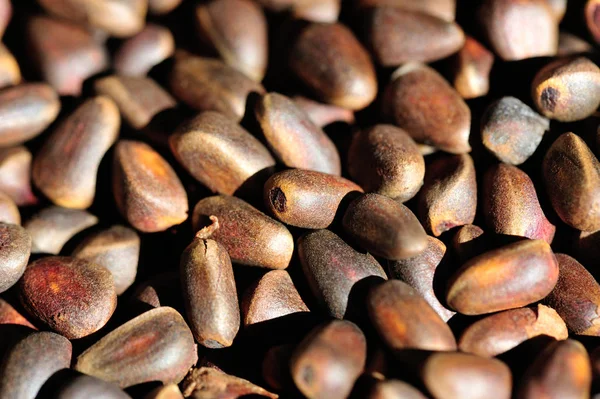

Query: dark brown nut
left=113, top=140, right=188, bottom=233
left=192, top=195, right=293, bottom=269
left=0, top=191, right=20, bottom=224
left=420, top=352, right=512, bottom=399
left=0, top=223, right=31, bottom=293
left=33, top=96, right=120, bottom=209
left=479, top=0, right=558, bottom=61
left=24, top=206, right=98, bottom=255
left=368, top=379, right=427, bottom=399
left=586, top=0, right=600, bottom=44
left=298, top=229, right=387, bottom=318
left=557, top=32, right=593, bottom=56
left=347, top=124, right=424, bottom=202
left=343, top=193, right=428, bottom=260
left=181, top=367, right=278, bottom=399
left=292, top=96, right=355, bottom=127
left=262, top=344, right=294, bottom=391
left=290, top=320, right=366, bottom=399
left=114, top=24, right=175, bottom=76
left=72, top=225, right=140, bottom=295
left=255, top=92, right=341, bottom=175
left=483, top=163, right=555, bottom=244
left=171, top=111, right=275, bottom=195
left=417, top=154, right=477, bottom=237
left=452, top=224, right=485, bottom=263
left=196, top=0, right=268, bottom=82
left=389, top=236, right=455, bottom=321
left=181, top=234, right=239, bottom=348
left=264, top=169, right=363, bottom=229
left=242, top=270, right=309, bottom=326
left=292, top=0, right=341, bottom=23
left=95, top=75, right=177, bottom=130
left=458, top=304, right=568, bottom=358
left=516, top=339, right=591, bottom=399
left=19, top=256, right=117, bottom=339
left=364, top=7, right=464, bottom=67
left=382, top=63, right=471, bottom=154
left=37, top=0, right=147, bottom=38
left=542, top=132, right=600, bottom=231
left=532, top=57, right=600, bottom=122
left=169, top=54, right=265, bottom=122
left=47, top=369, right=132, bottom=399
left=0, top=0, right=10, bottom=37
left=368, top=279, right=457, bottom=351
left=75, top=307, right=198, bottom=388
left=0, top=298, right=36, bottom=329
left=452, top=36, right=494, bottom=99
left=145, top=383, right=184, bottom=399
left=0, top=146, right=37, bottom=206
left=544, top=254, right=600, bottom=336
left=0, top=331, right=72, bottom=399
left=289, top=22, right=377, bottom=110
left=27, top=16, right=109, bottom=96
left=447, top=239, right=559, bottom=315
left=481, top=97, right=550, bottom=165
left=0, top=43, right=20, bottom=89
left=0, top=83, right=60, bottom=148
left=149, top=0, right=182, bottom=15
left=356, top=0, right=456, bottom=22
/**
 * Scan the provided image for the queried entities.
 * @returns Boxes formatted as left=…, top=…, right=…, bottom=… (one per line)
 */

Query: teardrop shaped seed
left=180, top=235, right=240, bottom=348
left=33, top=96, right=120, bottom=209
left=0, top=146, right=37, bottom=206
left=113, top=140, right=188, bottom=233
left=195, top=0, right=268, bottom=81
left=452, top=36, right=494, bottom=99
left=0, top=223, right=31, bottom=293
left=383, top=63, right=471, bottom=154
left=255, top=92, right=341, bottom=175
left=114, top=24, right=175, bottom=76
left=264, top=169, right=363, bottom=229
left=192, top=195, right=293, bottom=269
left=298, top=229, right=386, bottom=318
left=75, top=307, right=198, bottom=388
left=289, top=22, right=377, bottom=110
left=446, top=239, right=559, bottom=315
left=364, top=7, right=464, bottom=66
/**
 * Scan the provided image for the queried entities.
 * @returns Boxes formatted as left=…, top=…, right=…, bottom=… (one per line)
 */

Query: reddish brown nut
left=0, top=223, right=31, bottom=293
left=145, top=383, right=184, bottom=399
left=292, top=96, right=355, bottom=128
left=24, top=206, right=98, bottom=255
left=264, top=169, right=363, bottom=229
left=181, top=367, right=278, bottom=399
left=483, top=163, right=555, bottom=244
left=532, top=57, right=600, bottom=122
left=543, top=132, right=600, bottom=231
left=196, top=0, right=268, bottom=81
left=479, top=0, right=558, bottom=61
left=389, top=236, right=455, bottom=321
left=0, top=83, right=60, bottom=148
left=292, top=0, right=341, bottom=22
left=298, top=229, right=387, bottom=318
left=452, top=224, right=486, bottom=263
left=171, top=111, right=275, bottom=195
left=516, top=339, right=591, bottom=399
left=289, top=22, right=377, bottom=110
left=27, top=16, right=109, bottom=96
left=0, top=43, right=20, bottom=89
left=364, top=7, right=464, bottom=66
left=383, top=63, right=471, bottom=154
left=0, top=191, right=19, bottom=225
left=348, top=124, right=425, bottom=202
left=368, top=279, right=457, bottom=351
left=19, top=256, right=117, bottom=339
left=447, top=239, right=559, bottom=315
left=417, top=154, right=477, bottom=237
left=33, top=96, right=120, bottom=209
left=586, top=0, right=600, bottom=44
left=114, top=24, right=175, bottom=76
left=557, top=32, right=593, bottom=56
left=368, top=379, right=427, bottom=399
left=149, top=0, right=182, bottom=15
left=0, top=298, right=35, bottom=329
left=192, top=195, right=293, bottom=269
left=113, top=140, right=188, bottom=233
left=356, top=0, right=456, bottom=22
left=0, top=331, right=72, bottom=399
left=72, top=225, right=140, bottom=295
left=481, top=97, right=550, bottom=165
left=255, top=92, right=341, bottom=175
left=343, top=193, right=428, bottom=259
left=180, top=234, right=240, bottom=348
left=452, top=36, right=494, bottom=99
left=458, top=304, right=568, bottom=358
left=75, top=307, right=198, bottom=388
left=0, top=146, right=37, bottom=206
left=169, top=54, right=265, bottom=122
left=242, top=270, right=309, bottom=326
left=95, top=75, right=177, bottom=130
left=290, top=320, right=366, bottom=399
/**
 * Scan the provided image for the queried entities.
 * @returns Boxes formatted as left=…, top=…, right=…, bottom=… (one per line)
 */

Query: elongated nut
left=0, top=146, right=37, bottom=206
left=114, top=24, right=175, bottom=76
